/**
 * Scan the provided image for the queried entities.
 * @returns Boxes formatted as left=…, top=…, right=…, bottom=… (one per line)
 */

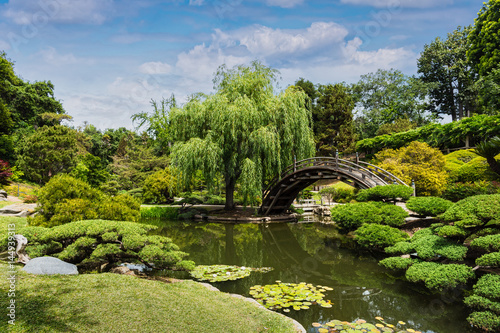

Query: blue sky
left=0, top=0, right=481, bottom=130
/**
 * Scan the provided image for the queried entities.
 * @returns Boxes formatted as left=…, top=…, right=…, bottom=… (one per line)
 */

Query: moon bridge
left=259, top=156, right=408, bottom=216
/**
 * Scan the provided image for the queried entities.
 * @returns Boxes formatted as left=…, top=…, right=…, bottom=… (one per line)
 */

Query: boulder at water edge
left=23, top=257, right=79, bottom=275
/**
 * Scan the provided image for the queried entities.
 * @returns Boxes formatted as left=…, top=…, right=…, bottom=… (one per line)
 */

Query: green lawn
left=0, top=216, right=297, bottom=333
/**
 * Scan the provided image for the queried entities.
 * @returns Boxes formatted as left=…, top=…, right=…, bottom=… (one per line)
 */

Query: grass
left=0, top=216, right=296, bottom=333
left=140, top=206, right=179, bottom=219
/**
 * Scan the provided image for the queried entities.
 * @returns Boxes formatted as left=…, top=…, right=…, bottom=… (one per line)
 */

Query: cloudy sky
left=0, top=0, right=481, bottom=130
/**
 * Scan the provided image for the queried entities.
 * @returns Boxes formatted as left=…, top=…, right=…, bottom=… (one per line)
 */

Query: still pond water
left=141, top=218, right=477, bottom=333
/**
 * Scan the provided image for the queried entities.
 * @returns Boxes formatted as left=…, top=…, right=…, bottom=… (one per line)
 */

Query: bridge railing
left=262, top=157, right=408, bottom=197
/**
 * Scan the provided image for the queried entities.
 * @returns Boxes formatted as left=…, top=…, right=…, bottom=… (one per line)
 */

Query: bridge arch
left=259, top=157, right=408, bottom=215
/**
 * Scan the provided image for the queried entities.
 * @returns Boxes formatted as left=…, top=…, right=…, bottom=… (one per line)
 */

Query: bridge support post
left=335, top=150, right=338, bottom=168
left=411, top=180, right=416, bottom=196
left=356, top=152, right=359, bottom=164
left=293, top=155, right=296, bottom=172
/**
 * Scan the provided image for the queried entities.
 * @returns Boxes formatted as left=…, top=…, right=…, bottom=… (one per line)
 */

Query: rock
left=0, top=203, right=37, bottom=217
left=14, top=234, right=31, bottom=264
left=313, top=206, right=331, bottom=216
left=0, top=189, right=7, bottom=198
left=22, top=257, right=79, bottom=275
left=110, top=266, right=136, bottom=276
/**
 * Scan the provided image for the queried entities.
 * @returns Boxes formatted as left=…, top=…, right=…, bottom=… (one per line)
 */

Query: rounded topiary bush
left=379, top=256, right=416, bottom=271
left=465, top=274, right=500, bottom=332
left=330, top=202, right=408, bottom=232
left=439, top=194, right=500, bottom=231
left=355, top=223, right=409, bottom=249
left=406, top=196, right=453, bottom=217
left=405, top=262, right=475, bottom=291
left=356, top=184, right=413, bottom=202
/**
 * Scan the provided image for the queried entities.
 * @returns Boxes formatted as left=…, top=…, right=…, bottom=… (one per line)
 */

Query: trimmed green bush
left=379, top=256, right=416, bottom=271
left=452, top=156, right=499, bottom=183
left=330, top=202, right=408, bottom=232
left=440, top=194, right=500, bottom=231
left=384, top=241, right=414, bottom=255
left=465, top=295, right=500, bottom=314
left=142, top=167, right=178, bottom=204
left=411, top=234, right=468, bottom=261
left=405, top=262, right=474, bottom=290
left=406, top=196, right=453, bottom=216
left=473, top=274, right=500, bottom=300
left=436, top=225, right=469, bottom=238
left=441, top=181, right=498, bottom=202
left=471, top=235, right=500, bottom=252
left=444, top=149, right=478, bottom=173
left=18, top=220, right=195, bottom=271
left=354, top=223, right=409, bottom=249
left=467, top=311, right=500, bottom=332
left=476, top=252, right=500, bottom=267
left=356, top=185, right=413, bottom=202
left=466, top=274, right=500, bottom=331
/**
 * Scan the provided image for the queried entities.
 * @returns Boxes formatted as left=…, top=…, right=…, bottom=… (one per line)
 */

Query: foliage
left=405, top=262, right=474, bottom=290
left=451, top=155, right=500, bottom=183
left=384, top=241, right=415, bottom=255
left=16, top=125, right=79, bottom=184
left=417, top=26, right=477, bottom=121
left=374, top=141, right=448, bottom=196
left=376, top=117, right=417, bottom=136
left=313, top=83, right=357, bottom=155
left=444, top=149, right=477, bottom=173
left=440, top=194, right=500, bottom=233
left=441, top=181, right=499, bottom=202
left=141, top=206, right=179, bottom=219
left=356, top=114, right=500, bottom=153
left=0, top=159, right=12, bottom=186
left=319, top=185, right=356, bottom=204
left=18, top=220, right=195, bottom=270
left=356, top=184, right=413, bottom=202
left=476, top=65, right=500, bottom=113
left=171, top=62, right=315, bottom=209
left=330, top=202, right=408, bottom=232
left=476, top=252, right=500, bottom=267
left=471, top=235, right=500, bottom=252
left=70, top=153, right=110, bottom=187
left=475, top=137, right=500, bottom=176
left=142, top=167, right=178, bottom=204
left=190, top=265, right=272, bottom=282
left=312, top=317, right=423, bottom=333
left=406, top=196, right=453, bottom=216
left=467, top=0, right=500, bottom=77
left=30, top=174, right=140, bottom=227
left=249, top=281, right=333, bottom=311
left=465, top=274, right=500, bottom=332
left=355, top=223, right=409, bottom=249
left=351, top=69, right=432, bottom=139
left=379, top=256, right=416, bottom=271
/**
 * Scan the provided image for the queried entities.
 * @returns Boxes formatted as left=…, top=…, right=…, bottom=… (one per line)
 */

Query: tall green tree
left=16, top=125, right=79, bottom=184
left=351, top=69, right=431, bottom=139
left=467, top=0, right=500, bottom=77
left=171, top=62, right=315, bottom=210
left=314, top=83, right=356, bottom=155
left=417, top=26, right=478, bottom=121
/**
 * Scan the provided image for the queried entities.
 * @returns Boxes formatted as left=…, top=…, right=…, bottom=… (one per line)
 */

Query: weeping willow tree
left=170, top=62, right=315, bottom=210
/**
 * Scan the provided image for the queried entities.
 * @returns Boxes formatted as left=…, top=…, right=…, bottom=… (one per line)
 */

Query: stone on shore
left=23, top=257, right=79, bottom=275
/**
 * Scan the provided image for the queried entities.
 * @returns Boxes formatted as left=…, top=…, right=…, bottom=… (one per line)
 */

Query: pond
left=142, top=218, right=478, bottom=333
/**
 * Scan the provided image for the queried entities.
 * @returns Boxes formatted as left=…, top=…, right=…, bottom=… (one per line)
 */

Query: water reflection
left=143, top=218, right=477, bottom=333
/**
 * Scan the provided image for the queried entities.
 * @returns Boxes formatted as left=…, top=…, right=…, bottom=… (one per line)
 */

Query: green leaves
left=249, top=281, right=333, bottom=311
left=190, top=265, right=254, bottom=282
left=312, top=317, right=423, bottom=333
left=405, top=262, right=474, bottom=291
left=465, top=274, right=500, bottom=331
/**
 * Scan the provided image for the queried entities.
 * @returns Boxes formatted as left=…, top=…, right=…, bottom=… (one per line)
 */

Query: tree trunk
left=225, top=177, right=236, bottom=210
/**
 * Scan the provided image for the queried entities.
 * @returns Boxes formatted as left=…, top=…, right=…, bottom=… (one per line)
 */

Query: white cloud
left=139, top=61, right=172, bottom=75
left=266, top=0, right=304, bottom=8
left=340, top=0, right=452, bottom=9
left=3, top=0, right=114, bottom=25
left=37, top=47, right=95, bottom=65
left=189, top=0, right=204, bottom=6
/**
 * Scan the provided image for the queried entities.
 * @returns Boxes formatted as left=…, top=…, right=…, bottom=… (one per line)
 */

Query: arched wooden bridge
left=259, top=156, right=408, bottom=215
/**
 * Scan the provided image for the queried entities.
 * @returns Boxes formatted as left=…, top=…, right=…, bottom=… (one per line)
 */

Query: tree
left=474, top=136, right=500, bottom=176
left=467, top=0, right=500, bottom=77
left=375, top=117, right=417, bottom=136
left=70, top=153, right=110, bottom=187
left=314, top=84, right=356, bottom=155
left=351, top=69, right=431, bottom=138
left=417, top=26, right=478, bottom=121
left=142, top=167, right=179, bottom=204
left=171, top=62, right=315, bottom=210
left=132, top=95, right=176, bottom=155
left=16, top=125, right=79, bottom=184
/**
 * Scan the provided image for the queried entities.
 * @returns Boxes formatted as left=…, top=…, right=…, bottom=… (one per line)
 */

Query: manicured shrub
left=142, top=167, right=178, bottom=204
left=356, top=185, right=413, bottom=202
left=330, top=202, right=408, bottom=232
left=410, top=234, right=468, bottom=261
left=452, top=156, right=498, bottom=183
left=405, top=262, right=474, bottom=290
left=465, top=274, right=500, bottom=332
left=374, top=141, right=448, bottom=196
left=406, top=196, right=452, bottom=216
left=435, top=225, right=469, bottom=238
left=19, top=220, right=195, bottom=271
left=441, top=181, right=498, bottom=202
left=471, top=235, right=500, bottom=252
left=440, top=194, right=500, bottom=231
left=354, top=223, right=409, bottom=249
left=384, top=241, right=414, bottom=255
left=476, top=252, right=500, bottom=267
left=444, top=149, right=478, bottom=173
left=379, top=256, right=416, bottom=271
left=467, top=311, right=500, bottom=332
left=30, top=174, right=140, bottom=227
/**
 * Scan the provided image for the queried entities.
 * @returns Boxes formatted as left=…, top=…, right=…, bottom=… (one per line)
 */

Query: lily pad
left=312, top=317, right=423, bottom=333
left=249, top=281, right=333, bottom=311
left=190, top=265, right=273, bottom=282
